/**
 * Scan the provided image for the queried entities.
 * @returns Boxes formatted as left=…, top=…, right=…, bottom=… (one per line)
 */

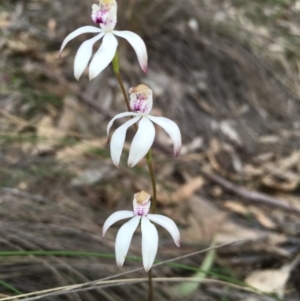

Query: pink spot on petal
left=92, top=8, right=109, bottom=25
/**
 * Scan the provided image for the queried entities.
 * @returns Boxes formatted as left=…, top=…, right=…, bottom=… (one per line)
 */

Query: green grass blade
left=0, top=280, right=23, bottom=295
left=174, top=239, right=216, bottom=296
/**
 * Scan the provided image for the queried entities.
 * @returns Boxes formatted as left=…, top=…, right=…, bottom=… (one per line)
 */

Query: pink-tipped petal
left=128, top=118, right=155, bottom=168
left=113, top=30, right=148, bottom=72
left=141, top=217, right=158, bottom=272
left=115, top=216, right=141, bottom=267
left=102, top=210, right=133, bottom=237
left=148, top=116, right=182, bottom=156
left=110, top=116, right=141, bottom=167
left=74, top=33, right=104, bottom=80
left=59, top=26, right=102, bottom=58
left=89, top=32, right=118, bottom=80
left=147, top=214, right=180, bottom=247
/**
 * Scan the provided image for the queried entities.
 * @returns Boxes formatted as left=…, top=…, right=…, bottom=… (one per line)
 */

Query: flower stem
left=112, top=52, right=131, bottom=112
left=146, top=152, right=156, bottom=301
left=147, top=269, right=153, bottom=301
left=146, top=149, right=157, bottom=213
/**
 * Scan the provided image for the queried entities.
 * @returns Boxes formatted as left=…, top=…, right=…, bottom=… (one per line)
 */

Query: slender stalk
left=112, top=53, right=131, bottom=112
left=147, top=269, right=153, bottom=301
left=112, top=51, right=156, bottom=301
left=146, top=149, right=157, bottom=213
left=146, top=151, right=156, bottom=301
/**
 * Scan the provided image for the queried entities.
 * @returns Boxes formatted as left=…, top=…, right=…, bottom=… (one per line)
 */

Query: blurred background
left=1, top=0, right=300, bottom=300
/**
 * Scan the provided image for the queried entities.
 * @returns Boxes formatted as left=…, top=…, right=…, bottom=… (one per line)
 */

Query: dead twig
left=202, top=172, right=300, bottom=216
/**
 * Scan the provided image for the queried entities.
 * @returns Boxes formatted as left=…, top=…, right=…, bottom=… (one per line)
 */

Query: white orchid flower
left=107, top=84, right=182, bottom=167
left=102, top=191, right=180, bottom=272
left=59, top=0, right=148, bottom=80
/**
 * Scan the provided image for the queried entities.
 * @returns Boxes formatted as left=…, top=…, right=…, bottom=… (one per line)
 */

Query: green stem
left=112, top=52, right=131, bottom=112
left=147, top=269, right=153, bottom=301
left=146, top=149, right=157, bottom=213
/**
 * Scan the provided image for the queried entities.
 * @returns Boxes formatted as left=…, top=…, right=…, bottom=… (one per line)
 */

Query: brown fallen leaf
left=224, top=201, right=277, bottom=229
left=223, top=200, right=247, bottom=215
left=245, top=266, right=291, bottom=297
left=159, top=177, right=205, bottom=204
left=172, top=176, right=205, bottom=202
left=249, top=206, right=277, bottom=229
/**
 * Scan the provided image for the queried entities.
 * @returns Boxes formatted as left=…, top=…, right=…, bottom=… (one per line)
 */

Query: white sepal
left=89, top=33, right=118, bottom=80
left=113, top=30, right=148, bottom=73
left=74, top=33, right=104, bottom=80
left=148, top=116, right=182, bottom=156
left=115, top=216, right=140, bottom=267
left=107, top=112, right=138, bottom=137
left=60, top=26, right=102, bottom=57
left=102, top=210, right=133, bottom=237
left=147, top=214, right=180, bottom=247
left=128, top=118, right=155, bottom=168
left=141, top=217, right=158, bottom=272
left=110, top=116, right=141, bottom=167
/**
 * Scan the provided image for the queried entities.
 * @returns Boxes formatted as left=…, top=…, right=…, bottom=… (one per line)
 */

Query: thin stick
left=203, top=172, right=300, bottom=216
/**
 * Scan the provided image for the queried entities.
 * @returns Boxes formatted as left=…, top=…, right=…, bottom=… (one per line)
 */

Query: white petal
left=113, top=30, right=148, bottom=73
left=102, top=210, right=133, bottom=237
left=147, top=214, right=180, bottom=247
left=128, top=118, right=155, bottom=168
left=74, top=33, right=104, bottom=80
left=89, top=33, right=118, bottom=80
left=148, top=116, right=182, bottom=156
left=141, top=217, right=158, bottom=272
left=115, top=216, right=140, bottom=267
left=59, top=26, right=102, bottom=57
left=107, top=112, right=138, bottom=136
left=110, top=116, right=141, bottom=167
